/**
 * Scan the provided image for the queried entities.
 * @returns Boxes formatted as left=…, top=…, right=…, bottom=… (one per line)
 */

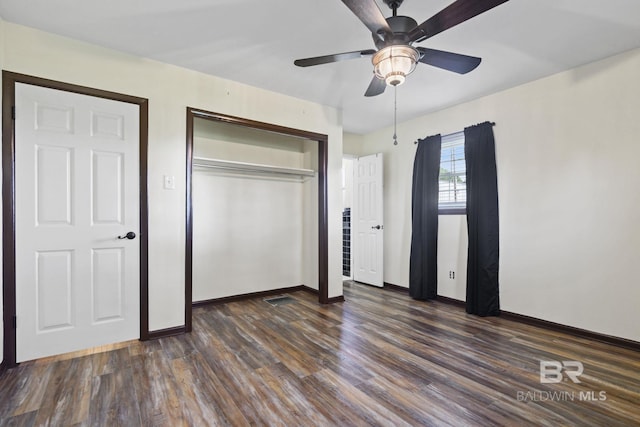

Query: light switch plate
left=163, top=175, right=175, bottom=190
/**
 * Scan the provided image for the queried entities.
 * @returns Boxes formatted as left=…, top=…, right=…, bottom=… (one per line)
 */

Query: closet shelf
left=192, top=157, right=315, bottom=177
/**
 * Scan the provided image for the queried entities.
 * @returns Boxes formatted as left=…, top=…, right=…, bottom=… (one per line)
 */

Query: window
left=439, top=131, right=466, bottom=214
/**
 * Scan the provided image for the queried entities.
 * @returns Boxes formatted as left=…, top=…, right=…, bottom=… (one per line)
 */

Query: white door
left=353, top=153, right=384, bottom=287
left=15, top=83, right=140, bottom=362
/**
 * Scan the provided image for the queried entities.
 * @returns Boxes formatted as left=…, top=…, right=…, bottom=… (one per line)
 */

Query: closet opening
left=185, top=108, right=329, bottom=331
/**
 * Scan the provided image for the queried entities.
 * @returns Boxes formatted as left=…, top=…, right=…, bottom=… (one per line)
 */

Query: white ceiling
left=1, top=0, right=639, bottom=134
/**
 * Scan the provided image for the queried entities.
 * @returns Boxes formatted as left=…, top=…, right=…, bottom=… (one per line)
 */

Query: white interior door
left=15, top=83, right=140, bottom=362
left=353, top=153, right=384, bottom=287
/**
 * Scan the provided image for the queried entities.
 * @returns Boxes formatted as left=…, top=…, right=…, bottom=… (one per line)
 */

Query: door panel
left=92, top=151, right=124, bottom=224
left=36, top=250, right=74, bottom=331
left=36, top=145, right=73, bottom=225
left=35, top=103, right=74, bottom=133
left=91, top=111, right=125, bottom=139
left=15, top=83, right=140, bottom=362
left=91, top=248, right=125, bottom=322
left=353, top=153, right=384, bottom=287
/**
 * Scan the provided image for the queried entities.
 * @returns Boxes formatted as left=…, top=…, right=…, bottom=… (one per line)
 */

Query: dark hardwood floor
left=1, top=281, right=638, bottom=426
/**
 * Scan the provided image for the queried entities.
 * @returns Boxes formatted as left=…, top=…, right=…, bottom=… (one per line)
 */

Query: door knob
left=117, top=231, right=136, bottom=240
left=371, top=225, right=383, bottom=230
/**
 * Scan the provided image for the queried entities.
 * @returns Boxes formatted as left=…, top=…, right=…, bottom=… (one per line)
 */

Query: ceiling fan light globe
left=372, top=45, right=419, bottom=87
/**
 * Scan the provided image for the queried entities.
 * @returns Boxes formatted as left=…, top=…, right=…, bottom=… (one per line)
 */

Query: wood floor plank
left=170, top=353, right=247, bottom=426
left=195, top=345, right=290, bottom=425
left=130, top=351, right=185, bottom=426
left=242, top=318, right=323, bottom=378
left=298, top=374, right=378, bottom=426
left=159, top=333, right=197, bottom=361
left=32, top=356, right=93, bottom=426
left=90, top=347, right=131, bottom=377
left=1, top=281, right=639, bottom=426
left=254, top=362, right=334, bottom=426
left=5, top=361, right=55, bottom=416
left=0, top=367, right=26, bottom=421
left=1, top=411, right=37, bottom=427
left=89, top=368, right=141, bottom=426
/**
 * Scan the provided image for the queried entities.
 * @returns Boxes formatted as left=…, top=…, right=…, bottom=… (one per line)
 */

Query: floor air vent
left=264, top=295, right=296, bottom=306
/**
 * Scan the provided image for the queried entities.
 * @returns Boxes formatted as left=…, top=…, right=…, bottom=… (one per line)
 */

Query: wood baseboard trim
left=147, top=326, right=186, bottom=340
left=499, top=311, right=640, bottom=352
left=383, top=282, right=409, bottom=293
left=301, top=285, right=319, bottom=295
left=192, top=285, right=308, bottom=308
left=436, top=295, right=466, bottom=308
left=381, top=283, right=639, bottom=351
left=323, top=295, right=345, bottom=304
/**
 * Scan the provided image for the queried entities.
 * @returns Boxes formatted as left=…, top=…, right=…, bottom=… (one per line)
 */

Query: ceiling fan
left=294, top=0, right=510, bottom=97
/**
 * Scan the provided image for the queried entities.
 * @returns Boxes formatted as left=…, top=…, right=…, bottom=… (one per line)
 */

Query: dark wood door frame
left=1, top=71, right=150, bottom=368
left=185, top=107, right=330, bottom=331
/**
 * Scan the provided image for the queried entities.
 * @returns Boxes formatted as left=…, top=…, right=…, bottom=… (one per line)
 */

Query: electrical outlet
left=163, top=175, right=175, bottom=190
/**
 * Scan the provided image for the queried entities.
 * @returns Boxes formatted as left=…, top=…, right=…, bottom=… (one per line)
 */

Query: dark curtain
left=464, top=122, right=500, bottom=316
left=410, top=135, right=441, bottom=300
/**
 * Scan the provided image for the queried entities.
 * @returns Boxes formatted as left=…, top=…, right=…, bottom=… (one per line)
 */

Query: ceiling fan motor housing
left=373, top=15, right=419, bottom=49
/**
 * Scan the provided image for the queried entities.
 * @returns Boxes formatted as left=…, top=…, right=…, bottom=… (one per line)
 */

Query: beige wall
left=359, top=48, right=640, bottom=342
left=343, top=132, right=364, bottom=156
left=192, top=172, right=307, bottom=300
left=0, top=20, right=344, bottom=346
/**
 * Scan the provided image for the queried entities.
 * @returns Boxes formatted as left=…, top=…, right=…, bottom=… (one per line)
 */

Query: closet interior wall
left=192, top=118, right=318, bottom=301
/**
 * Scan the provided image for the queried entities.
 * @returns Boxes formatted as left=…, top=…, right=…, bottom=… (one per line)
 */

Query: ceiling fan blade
left=364, top=76, right=386, bottom=97
left=408, top=0, right=510, bottom=43
left=417, top=47, right=481, bottom=74
left=341, top=0, right=392, bottom=39
left=294, top=49, right=376, bottom=67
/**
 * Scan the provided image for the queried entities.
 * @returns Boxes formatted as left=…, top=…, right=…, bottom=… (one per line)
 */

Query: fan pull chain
left=393, top=86, right=398, bottom=145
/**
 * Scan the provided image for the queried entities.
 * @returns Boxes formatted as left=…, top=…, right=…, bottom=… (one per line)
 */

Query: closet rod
left=192, top=156, right=315, bottom=177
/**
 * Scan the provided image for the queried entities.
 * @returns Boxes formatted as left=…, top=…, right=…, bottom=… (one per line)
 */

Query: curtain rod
left=414, top=121, right=496, bottom=144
